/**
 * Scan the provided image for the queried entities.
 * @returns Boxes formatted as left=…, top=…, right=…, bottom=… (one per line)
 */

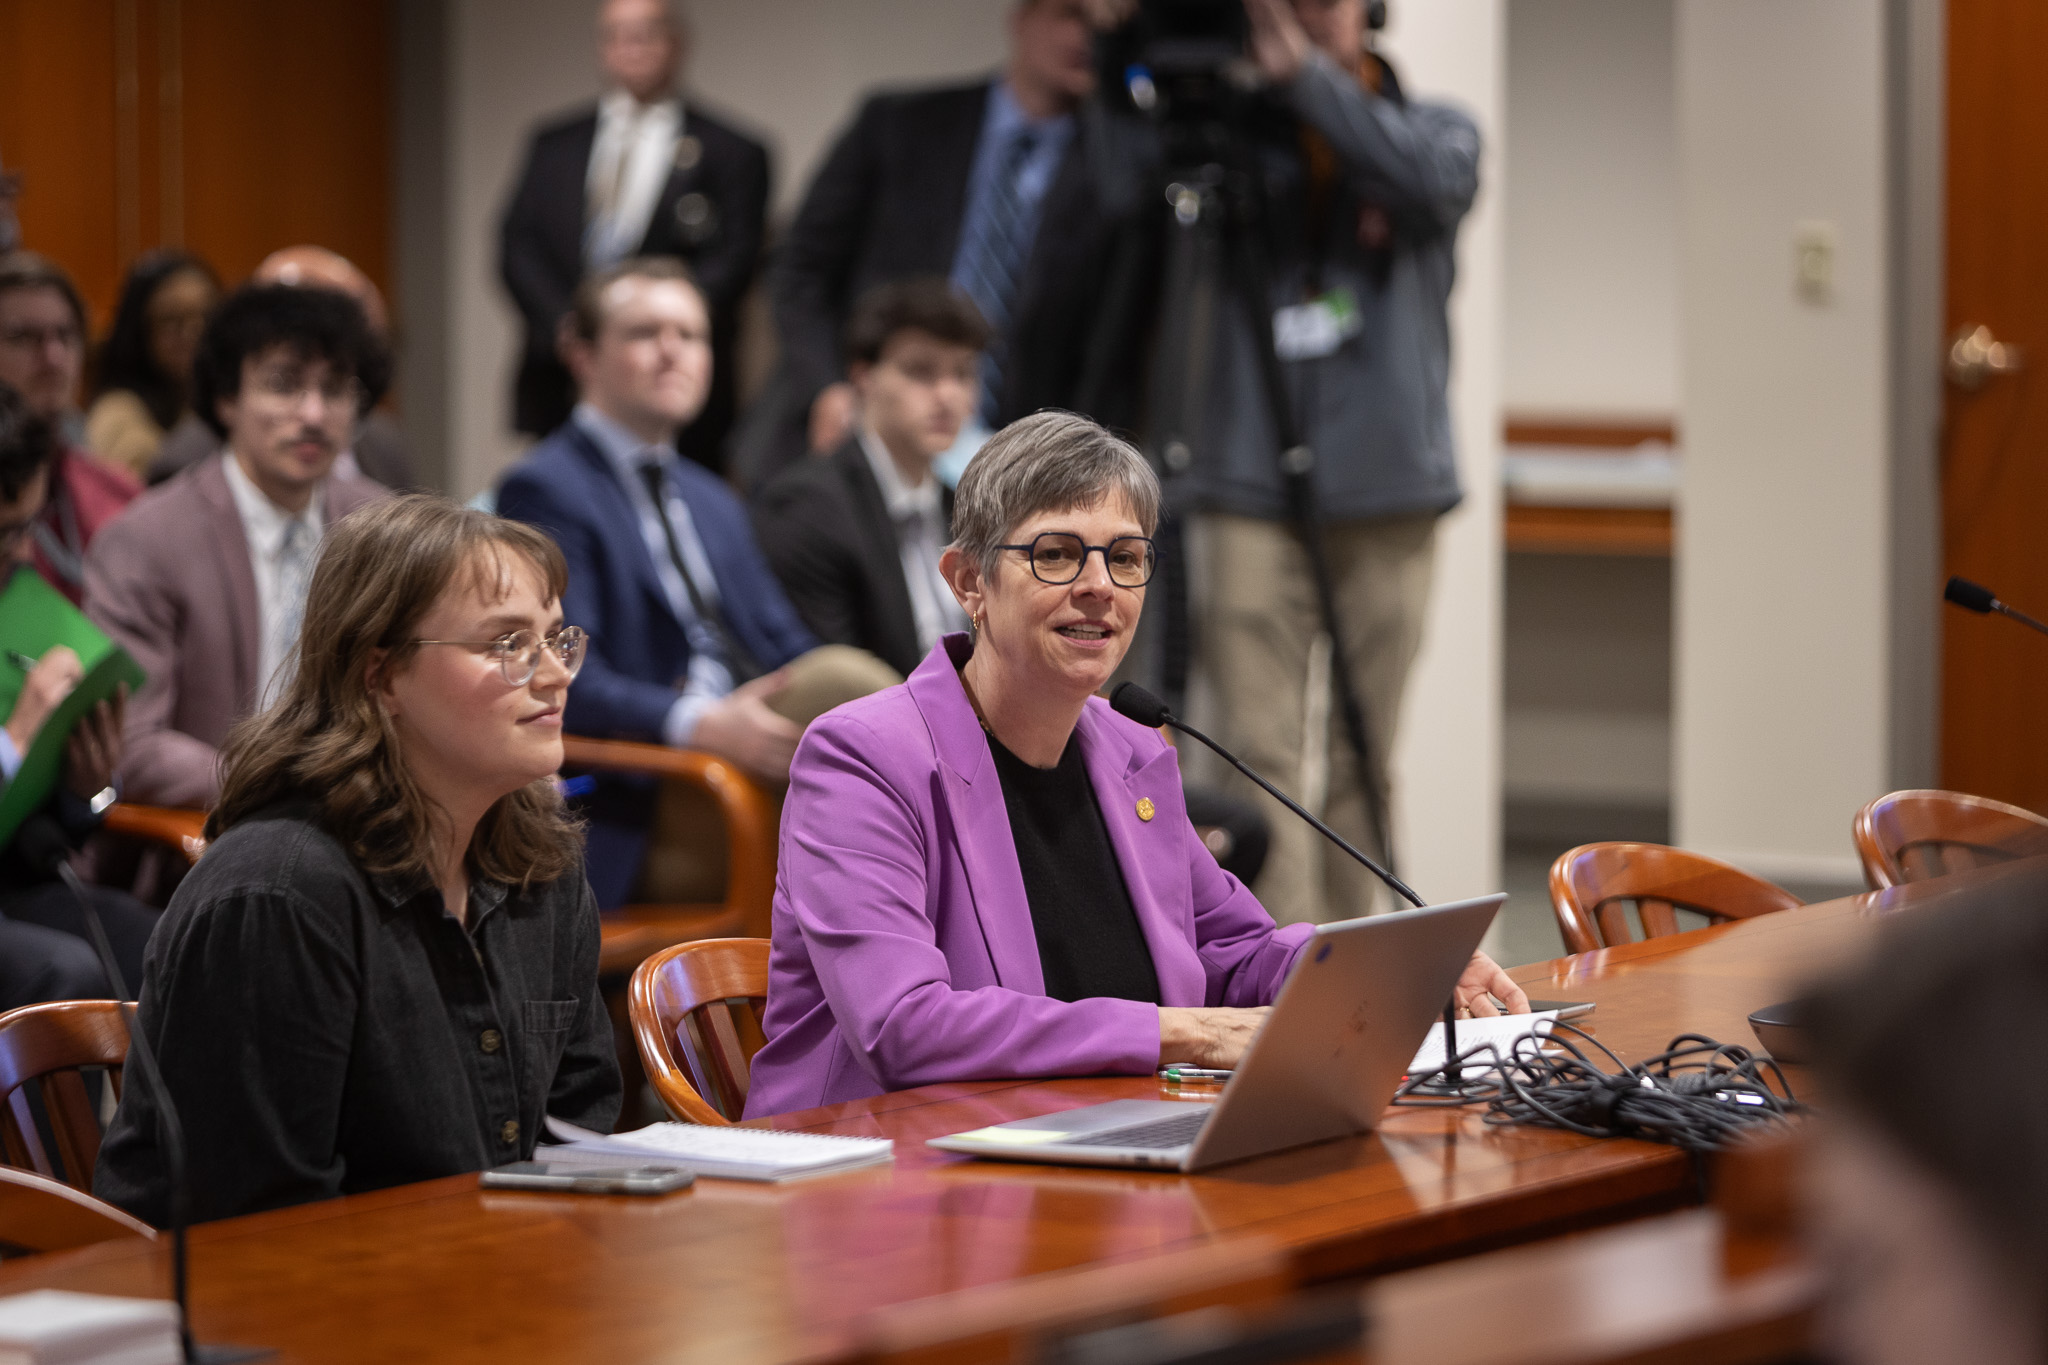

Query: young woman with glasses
left=95, top=495, right=619, bottom=1226
left=744, top=411, right=1525, bottom=1118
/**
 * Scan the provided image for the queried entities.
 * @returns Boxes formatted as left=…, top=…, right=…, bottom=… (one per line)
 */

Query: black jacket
left=736, top=79, right=1152, bottom=492
left=498, top=99, right=770, bottom=458
left=751, top=438, right=951, bottom=679
left=94, top=806, right=620, bottom=1226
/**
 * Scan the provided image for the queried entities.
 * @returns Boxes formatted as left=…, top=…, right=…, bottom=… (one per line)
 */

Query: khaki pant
left=637, top=645, right=902, bottom=904
left=1199, top=512, right=1437, bottom=926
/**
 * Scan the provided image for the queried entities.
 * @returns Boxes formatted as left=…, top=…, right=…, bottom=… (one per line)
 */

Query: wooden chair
left=0, top=1001, right=130, bottom=1190
left=560, top=737, right=778, bottom=973
left=1852, top=788, right=2048, bottom=889
left=1549, top=843, right=1802, bottom=955
left=0, top=1165, right=155, bottom=1255
left=628, top=938, right=771, bottom=1126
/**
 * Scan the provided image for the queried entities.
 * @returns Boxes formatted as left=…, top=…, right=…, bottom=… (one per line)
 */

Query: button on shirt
left=857, top=428, right=967, bottom=654
left=91, top=804, right=621, bottom=1227
left=573, top=404, right=733, bottom=748
left=221, top=452, right=323, bottom=711
left=585, top=90, right=683, bottom=267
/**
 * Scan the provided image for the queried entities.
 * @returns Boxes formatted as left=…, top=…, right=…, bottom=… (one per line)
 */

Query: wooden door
left=0, top=0, right=387, bottom=327
left=1941, top=0, right=2048, bottom=811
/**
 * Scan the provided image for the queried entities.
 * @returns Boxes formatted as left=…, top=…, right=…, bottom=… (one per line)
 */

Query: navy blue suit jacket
left=497, top=421, right=816, bottom=906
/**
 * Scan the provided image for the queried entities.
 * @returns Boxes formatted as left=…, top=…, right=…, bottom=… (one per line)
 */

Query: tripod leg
left=1215, top=189, right=1395, bottom=876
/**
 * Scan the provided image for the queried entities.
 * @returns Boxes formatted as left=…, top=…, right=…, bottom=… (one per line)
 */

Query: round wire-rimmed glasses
left=995, top=532, right=1157, bottom=587
left=412, top=626, right=588, bottom=686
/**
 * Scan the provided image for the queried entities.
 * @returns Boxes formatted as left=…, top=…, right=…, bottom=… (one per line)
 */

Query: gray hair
left=950, top=411, right=1161, bottom=574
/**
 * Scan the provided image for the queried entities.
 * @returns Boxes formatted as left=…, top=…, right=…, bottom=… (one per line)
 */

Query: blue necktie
left=954, top=127, right=1042, bottom=425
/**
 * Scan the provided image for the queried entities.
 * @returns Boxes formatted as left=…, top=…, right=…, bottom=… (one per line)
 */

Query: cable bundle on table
left=1394, top=1021, right=1805, bottom=1153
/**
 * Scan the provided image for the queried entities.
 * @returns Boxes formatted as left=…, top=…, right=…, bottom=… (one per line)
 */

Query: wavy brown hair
left=210, top=495, right=582, bottom=889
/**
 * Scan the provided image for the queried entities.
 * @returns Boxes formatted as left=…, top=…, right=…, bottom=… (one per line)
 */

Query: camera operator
left=1184, top=0, right=1478, bottom=926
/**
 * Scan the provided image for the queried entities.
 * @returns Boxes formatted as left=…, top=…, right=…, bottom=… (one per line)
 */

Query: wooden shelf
left=1505, top=504, right=1675, bottom=556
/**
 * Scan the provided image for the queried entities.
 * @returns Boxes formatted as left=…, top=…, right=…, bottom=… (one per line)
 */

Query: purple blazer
left=743, top=635, right=1317, bottom=1117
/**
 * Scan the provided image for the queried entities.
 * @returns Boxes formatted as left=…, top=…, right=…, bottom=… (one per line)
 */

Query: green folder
left=0, top=568, right=148, bottom=849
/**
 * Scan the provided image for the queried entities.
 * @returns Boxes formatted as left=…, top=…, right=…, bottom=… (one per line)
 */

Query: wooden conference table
left=0, top=863, right=2019, bottom=1363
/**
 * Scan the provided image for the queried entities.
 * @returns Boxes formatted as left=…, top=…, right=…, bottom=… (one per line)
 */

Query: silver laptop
left=927, top=894, right=1505, bottom=1173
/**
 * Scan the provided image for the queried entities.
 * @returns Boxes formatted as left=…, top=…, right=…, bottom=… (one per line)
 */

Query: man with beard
left=83, top=283, right=389, bottom=811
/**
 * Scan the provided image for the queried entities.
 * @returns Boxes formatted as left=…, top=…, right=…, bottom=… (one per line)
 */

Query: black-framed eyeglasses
left=996, top=532, right=1157, bottom=588
left=411, top=627, right=588, bottom=687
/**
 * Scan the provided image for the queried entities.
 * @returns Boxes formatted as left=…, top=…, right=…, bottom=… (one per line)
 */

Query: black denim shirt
left=94, top=805, right=621, bottom=1226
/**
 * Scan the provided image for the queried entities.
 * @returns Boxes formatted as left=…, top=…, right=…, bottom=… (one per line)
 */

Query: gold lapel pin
left=1136, top=798, right=1156, bottom=822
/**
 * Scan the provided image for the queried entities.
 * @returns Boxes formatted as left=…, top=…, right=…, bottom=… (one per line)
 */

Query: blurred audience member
left=752, top=278, right=985, bottom=678
left=0, top=386, right=158, bottom=1010
left=151, top=246, right=417, bottom=491
left=83, top=284, right=389, bottom=815
left=497, top=258, right=893, bottom=909
left=733, top=0, right=1142, bottom=492
left=1173, top=0, right=1479, bottom=924
left=1806, top=868, right=2048, bottom=1365
left=85, top=251, right=221, bottom=479
left=0, top=253, right=139, bottom=605
left=500, top=0, right=768, bottom=472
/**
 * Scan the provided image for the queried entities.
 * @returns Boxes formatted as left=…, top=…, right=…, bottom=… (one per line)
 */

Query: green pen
left=5, top=649, right=36, bottom=672
left=1157, top=1066, right=1234, bottom=1082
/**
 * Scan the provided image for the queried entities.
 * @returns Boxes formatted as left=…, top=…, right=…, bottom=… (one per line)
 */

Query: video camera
left=1095, top=0, right=1386, bottom=124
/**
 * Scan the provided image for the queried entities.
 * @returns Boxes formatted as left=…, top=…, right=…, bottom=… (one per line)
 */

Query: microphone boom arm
left=1165, top=714, right=1427, bottom=910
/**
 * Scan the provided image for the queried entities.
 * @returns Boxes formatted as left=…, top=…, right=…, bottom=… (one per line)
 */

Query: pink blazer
left=744, top=635, right=1315, bottom=1118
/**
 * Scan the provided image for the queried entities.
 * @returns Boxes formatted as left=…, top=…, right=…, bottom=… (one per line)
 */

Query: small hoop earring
left=973, top=612, right=986, bottom=633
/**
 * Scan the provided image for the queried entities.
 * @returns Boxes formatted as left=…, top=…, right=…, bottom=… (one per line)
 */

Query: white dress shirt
left=573, top=404, right=733, bottom=748
left=222, top=453, right=324, bottom=710
left=857, top=427, right=968, bottom=654
left=584, top=90, right=683, bottom=267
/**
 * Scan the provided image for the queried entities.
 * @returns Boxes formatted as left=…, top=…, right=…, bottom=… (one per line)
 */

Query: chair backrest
left=0, top=1002, right=130, bottom=1189
left=1852, top=789, right=2048, bottom=889
left=629, top=938, right=771, bottom=1126
left=1549, top=843, right=1802, bottom=955
left=0, top=1165, right=155, bottom=1255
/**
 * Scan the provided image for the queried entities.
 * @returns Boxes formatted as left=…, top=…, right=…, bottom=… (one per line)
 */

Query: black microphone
left=1108, top=683, right=1468, bottom=1079
left=1944, top=576, right=2048, bottom=638
left=16, top=817, right=268, bottom=1365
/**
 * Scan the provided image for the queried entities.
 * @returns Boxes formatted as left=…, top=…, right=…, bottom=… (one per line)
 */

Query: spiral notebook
left=541, top=1117, right=895, bottom=1182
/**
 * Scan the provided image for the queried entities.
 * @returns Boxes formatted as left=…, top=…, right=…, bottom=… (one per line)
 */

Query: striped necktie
left=954, top=126, right=1043, bottom=426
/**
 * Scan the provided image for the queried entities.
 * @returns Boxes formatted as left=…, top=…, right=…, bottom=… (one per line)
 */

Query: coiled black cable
left=1392, top=1021, right=1805, bottom=1153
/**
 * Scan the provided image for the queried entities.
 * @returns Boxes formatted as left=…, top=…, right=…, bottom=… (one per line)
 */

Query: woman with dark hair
left=84, top=251, right=220, bottom=477
left=94, top=495, right=620, bottom=1226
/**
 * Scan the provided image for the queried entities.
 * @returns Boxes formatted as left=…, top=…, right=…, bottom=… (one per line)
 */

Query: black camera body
left=1096, top=0, right=1386, bottom=124
left=1095, top=0, right=1249, bottom=123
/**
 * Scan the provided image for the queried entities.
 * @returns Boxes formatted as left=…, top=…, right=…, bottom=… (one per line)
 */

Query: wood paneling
left=0, top=862, right=2021, bottom=1364
left=1942, top=0, right=2048, bottom=811
left=0, top=0, right=387, bottom=327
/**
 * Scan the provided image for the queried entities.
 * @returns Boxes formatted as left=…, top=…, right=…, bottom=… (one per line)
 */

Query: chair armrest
left=559, top=737, right=777, bottom=937
left=100, top=804, right=208, bottom=866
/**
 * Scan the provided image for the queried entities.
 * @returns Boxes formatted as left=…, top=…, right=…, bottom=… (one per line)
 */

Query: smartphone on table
left=480, top=1162, right=695, bottom=1195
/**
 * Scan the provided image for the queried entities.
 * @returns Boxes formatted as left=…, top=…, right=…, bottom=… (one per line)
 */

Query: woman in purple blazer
left=744, top=412, right=1525, bottom=1117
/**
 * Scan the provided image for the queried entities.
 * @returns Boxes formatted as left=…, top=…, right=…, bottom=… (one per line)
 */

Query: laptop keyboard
left=1061, top=1109, right=1212, bottom=1150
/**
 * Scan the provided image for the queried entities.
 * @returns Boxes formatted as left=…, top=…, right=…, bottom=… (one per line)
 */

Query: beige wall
left=1674, top=0, right=1896, bottom=885
left=1504, top=0, right=1677, bottom=420
left=1378, top=0, right=1506, bottom=906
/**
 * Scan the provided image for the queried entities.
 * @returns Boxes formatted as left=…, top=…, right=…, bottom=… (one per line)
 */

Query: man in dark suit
left=732, top=0, right=1150, bottom=493
left=753, top=280, right=988, bottom=678
left=499, top=0, right=768, bottom=471
left=498, top=258, right=893, bottom=909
